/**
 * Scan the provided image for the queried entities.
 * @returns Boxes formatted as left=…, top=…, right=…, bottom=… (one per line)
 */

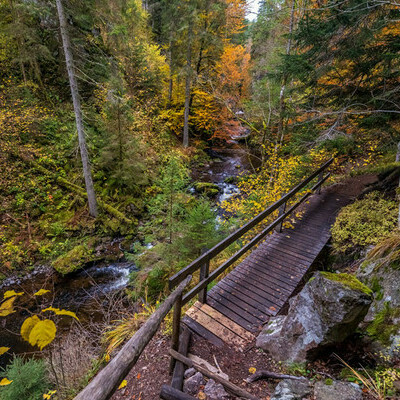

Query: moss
left=324, top=378, right=334, bottom=385
left=331, top=192, right=397, bottom=254
left=320, top=272, right=373, bottom=295
left=193, top=182, right=220, bottom=197
left=52, top=244, right=93, bottom=274
left=367, top=302, right=400, bottom=345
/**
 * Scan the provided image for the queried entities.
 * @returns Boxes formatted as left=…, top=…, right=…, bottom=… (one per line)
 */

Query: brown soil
left=111, top=329, right=281, bottom=400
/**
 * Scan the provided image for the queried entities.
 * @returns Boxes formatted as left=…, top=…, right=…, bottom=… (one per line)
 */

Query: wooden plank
left=265, top=236, right=319, bottom=256
left=237, top=261, right=295, bottom=293
left=222, top=274, right=281, bottom=308
left=267, top=236, right=323, bottom=257
left=207, top=296, right=263, bottom=331
left=216, top=279, right=273, bottom=317
left=222, top=270, right=285, bottom=306
left=247, top=255, right=305, bottom=279
left=228, top=268, right=288, bottom=302
left=211, top=284, right=267, bottom=320
left=200, top=303, right=255, bottom=342
left=208, top=290, right=264, bottom=325
left=260, top=241, right=318, bottom=263
left=186, top=306, right=248, bottom=347
left=181, top=316, right=224, bottom=347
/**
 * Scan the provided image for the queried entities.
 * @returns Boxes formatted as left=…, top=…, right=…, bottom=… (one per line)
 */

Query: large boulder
left=314, top=380, right=362, bottom=400
left=358, top=258, right=400, bottom=358
left=270, top=378, right=312, bottom=400
left=256, top=272, right=372, bottom=363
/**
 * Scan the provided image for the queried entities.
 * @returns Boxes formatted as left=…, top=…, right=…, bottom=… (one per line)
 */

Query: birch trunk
left=56, top=0, right=98, bottom=217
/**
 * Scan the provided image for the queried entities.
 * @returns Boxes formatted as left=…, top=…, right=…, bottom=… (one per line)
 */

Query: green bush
left=0, top=357, right=50, bottom=400
left=332, top=192, right=397, bottom=254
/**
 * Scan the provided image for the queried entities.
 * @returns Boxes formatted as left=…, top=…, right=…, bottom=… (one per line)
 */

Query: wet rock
left=184, top=368, right=196, bottom=379
left=271, top=378, right=312, bottom=400
left=183, top=372, right=205, bottom=395
left=257, top=272, right=372, bottom=363
left=193, top=182, right=220, bottom=198
left=358, top=258, right=400, bottom=356
left=314, top=380, right=362, bottom=400
left=203, top=379, right=229, bottom=400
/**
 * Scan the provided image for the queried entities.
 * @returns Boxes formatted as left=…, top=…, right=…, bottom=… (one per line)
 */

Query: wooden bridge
left=75, top=158, right=360, bottom=400
left=168, top=158, right=351, bottom=352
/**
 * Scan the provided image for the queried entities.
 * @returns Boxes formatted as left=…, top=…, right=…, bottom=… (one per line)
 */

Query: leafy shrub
left=0, top=357, right=50, bottom=400
left=332, top=192, right=397, bottom=254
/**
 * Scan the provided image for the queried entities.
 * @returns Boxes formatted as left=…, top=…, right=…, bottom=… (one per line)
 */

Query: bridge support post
left=198, top=249, right=210, bottom=304
left=170, top=293, right=182, bottom=374
left=275, top=202, right=287, bottom=232
left=317, top=171, right=324, bottom=194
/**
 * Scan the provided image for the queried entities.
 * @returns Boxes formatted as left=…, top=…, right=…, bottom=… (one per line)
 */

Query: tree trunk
left=277, top=0, right=296, bottom=145
left=56, top=0, right=98, bottom=217
left=182, top=19, right=193, bottom=148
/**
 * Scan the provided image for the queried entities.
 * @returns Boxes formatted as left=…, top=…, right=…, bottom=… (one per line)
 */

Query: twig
left=246, top=370, right=305, bottom=383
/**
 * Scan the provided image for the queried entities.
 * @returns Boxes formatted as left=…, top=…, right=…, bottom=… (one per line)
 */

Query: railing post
left=275, top=202, right=287, bottom=232
left=317, top=171, right=324, bottom=194
left=169, top=293, right=182, bottom=374
left=198, top=253, right=210, bottom=304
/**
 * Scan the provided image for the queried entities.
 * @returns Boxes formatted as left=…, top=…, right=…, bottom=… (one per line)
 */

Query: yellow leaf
left=249, top=367, right=256, bottom=374
left=198, top=391, right=206, bottom=400
left=21, top=315, right=40, bottom=342
left=43, top=390, right=57, bottom=399
left=0, top=378, right=12, bottom=386
left=0, top=347, right=10, bottom=356
left=104, top=354, right=110, bottom=362
left=0, top=296, right=17, bottom=317
left=42, top=307, right=79, bottom=321
left=34, top=289, right=50, bottom=296
left=28, top=319, right=56, bottom=350
left=118, top=380, right=127, bottom=390
left=3, top=290, right=23, bottom=299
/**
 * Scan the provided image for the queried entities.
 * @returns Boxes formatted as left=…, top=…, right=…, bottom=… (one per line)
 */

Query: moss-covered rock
left=52, top=244, right=94, bottom=274
left=320, top=272, right=373, bottom=295
left=193, top=182, right=220, bottom=198
left=256, top=271, right=372, bottom=363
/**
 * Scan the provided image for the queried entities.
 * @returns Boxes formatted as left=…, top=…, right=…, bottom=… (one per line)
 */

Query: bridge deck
left=183, top=188, right=352, bottom=343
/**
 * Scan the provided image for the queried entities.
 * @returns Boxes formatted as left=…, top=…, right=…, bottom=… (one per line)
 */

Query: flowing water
left=0, top=141, right=259, bottom=365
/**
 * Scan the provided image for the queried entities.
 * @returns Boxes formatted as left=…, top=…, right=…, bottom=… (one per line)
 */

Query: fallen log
left=160, top=385, right=197, bottom=400
left=246, top=370, right=305, bottom=383
left=169, top=349, right=260, bottom=400
left=18, top=153, right=134, bottom=225
left=74, top=275, right=192, bottom=400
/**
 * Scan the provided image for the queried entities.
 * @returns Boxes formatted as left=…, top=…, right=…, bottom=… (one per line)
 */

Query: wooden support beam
left=171, top=327, right=192, bottom=391
left=160, top=385, right=197, bottom=400
left=73, top=275, right=192, bottom=400
left=169, top=349, right=260, bottom=400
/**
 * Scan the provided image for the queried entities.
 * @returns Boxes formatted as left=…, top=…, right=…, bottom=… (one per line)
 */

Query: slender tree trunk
left=168, top=46, right=173, bottom=108
left=277, top=0, right=296, bottom=145
left=182, top=19, right=193, bottom=148
left=56, top=0, right=98, bottom=217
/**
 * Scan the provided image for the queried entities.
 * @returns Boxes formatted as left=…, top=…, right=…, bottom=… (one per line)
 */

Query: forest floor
left=110, top=329, right=280, bottom=400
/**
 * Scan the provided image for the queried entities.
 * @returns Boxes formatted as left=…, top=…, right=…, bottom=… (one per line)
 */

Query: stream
left=0, top=140, right=259, bottom=365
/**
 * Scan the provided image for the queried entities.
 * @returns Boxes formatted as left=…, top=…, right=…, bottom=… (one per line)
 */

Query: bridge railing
left=168, top=158, right=333, bottom=364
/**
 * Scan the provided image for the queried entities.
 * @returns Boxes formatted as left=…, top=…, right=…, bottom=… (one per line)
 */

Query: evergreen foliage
left=0, top=357, right=50, bottom=400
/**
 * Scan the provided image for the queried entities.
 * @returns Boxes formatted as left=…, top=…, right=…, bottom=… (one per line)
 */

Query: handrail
left=169, top=158, right=334, bottom=291
left=74, top=275, right=192, bottom=400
